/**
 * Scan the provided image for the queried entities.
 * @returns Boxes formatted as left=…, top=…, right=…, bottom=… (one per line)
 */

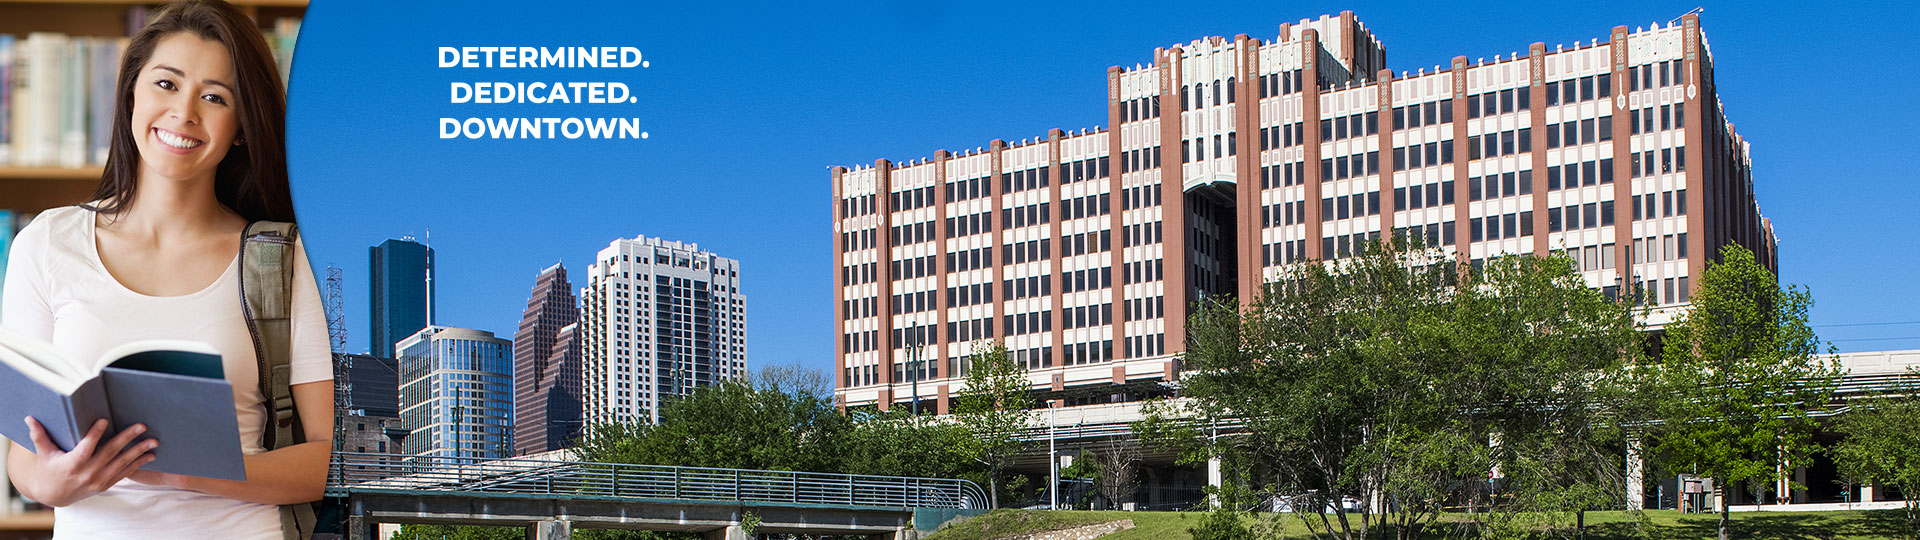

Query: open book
left=0, top=325, right=246, bottom=481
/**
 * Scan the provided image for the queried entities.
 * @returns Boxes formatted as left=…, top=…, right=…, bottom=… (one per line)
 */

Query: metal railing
left=326, top=452, right=988, bottom=510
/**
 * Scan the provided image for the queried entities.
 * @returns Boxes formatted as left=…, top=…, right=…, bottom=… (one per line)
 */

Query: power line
left=1815, top=320, right=1920, bottom=328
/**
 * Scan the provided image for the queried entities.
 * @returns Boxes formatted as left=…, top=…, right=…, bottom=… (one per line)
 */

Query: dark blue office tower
left=370, top=237, right=434, bottom=358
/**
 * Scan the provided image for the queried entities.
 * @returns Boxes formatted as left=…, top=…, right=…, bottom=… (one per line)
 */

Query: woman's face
left=130, top=32, right=240, bottom=184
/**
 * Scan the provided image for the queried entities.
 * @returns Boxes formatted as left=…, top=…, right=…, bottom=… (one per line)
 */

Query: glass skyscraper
left=397, top=325, right=514, bottom=460
left=370, top=237, right=434, bottom=358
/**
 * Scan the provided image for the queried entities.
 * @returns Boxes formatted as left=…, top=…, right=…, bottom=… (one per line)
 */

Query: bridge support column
left=702, top=525, right=745, bottom=540
left=527, top=519, right=571, bottom=540
left=346, top=514, right=375, bottom=540
left=1626, top=437, right=1645, bottom=511
left=1206, top=456, right=1222, bottom=509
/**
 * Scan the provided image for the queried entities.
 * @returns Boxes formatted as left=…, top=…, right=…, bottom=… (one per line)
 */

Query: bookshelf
left=0, top=0, right=304, bottom=215
left=0, top=3, right=307, bottom=533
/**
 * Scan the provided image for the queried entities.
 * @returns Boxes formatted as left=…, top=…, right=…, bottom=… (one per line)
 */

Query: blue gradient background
left=288, top=1, right=1920, bottom=376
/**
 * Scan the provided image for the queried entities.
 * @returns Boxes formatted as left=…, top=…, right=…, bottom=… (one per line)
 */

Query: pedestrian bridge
left=326, top=452, right=989, bottom=540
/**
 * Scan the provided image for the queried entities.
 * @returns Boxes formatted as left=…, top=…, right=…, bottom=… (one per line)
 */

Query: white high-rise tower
left=581, top=236, right=747, bottom=426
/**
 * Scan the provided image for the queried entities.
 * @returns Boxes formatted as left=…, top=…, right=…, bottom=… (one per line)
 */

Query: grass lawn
left=924, top=508, right=1917, bottom=540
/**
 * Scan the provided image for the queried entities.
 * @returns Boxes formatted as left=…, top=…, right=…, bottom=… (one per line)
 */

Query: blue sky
left=288, top=1, right=1920, bottom=377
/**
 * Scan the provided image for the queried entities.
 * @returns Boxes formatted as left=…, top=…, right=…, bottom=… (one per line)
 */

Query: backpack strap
left=239, top=221, right=317, bottom=540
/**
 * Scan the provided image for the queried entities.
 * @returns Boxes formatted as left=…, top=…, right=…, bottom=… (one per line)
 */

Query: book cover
left=57, top=38, right=86, bottom=169
left=0, top=329, right=247, bottom=481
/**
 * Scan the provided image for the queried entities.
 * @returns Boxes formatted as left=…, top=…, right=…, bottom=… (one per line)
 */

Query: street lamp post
left=907, top=322, right=924, bottom=416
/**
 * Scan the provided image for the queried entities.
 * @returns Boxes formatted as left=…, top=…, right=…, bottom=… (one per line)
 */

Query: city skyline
left=291, top=2, right=1920, bottom=385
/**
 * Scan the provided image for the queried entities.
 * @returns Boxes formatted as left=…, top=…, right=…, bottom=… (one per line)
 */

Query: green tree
left=954, top=343, right=1036, bottom=509
left=841, top=409, right=977, bottom=480
left=574, top=364, right=853, bottom=472
left=1831, top=367, right=1920, bottom=534
left=1148, top=240, right=1640, bottom=540
left=1642, top=244, right=1841, bottom=540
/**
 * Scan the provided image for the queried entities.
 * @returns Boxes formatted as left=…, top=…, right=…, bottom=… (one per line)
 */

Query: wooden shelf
left=0, top=166, right=102, bottom=181
left=0, top=510, right=51, bottom=531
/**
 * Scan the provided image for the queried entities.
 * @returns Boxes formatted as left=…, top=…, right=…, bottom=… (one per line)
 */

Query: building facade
left=337, top=352, right=401, bottom=418
left=581, top=236, right=747, bottom=426
left=370, top=237, right=435, bottom=359
left=397, top=325, right=514, bottom=459
left=832, top=12, right=1776, bottom=412
left=513, top=263, right=583, bottom=455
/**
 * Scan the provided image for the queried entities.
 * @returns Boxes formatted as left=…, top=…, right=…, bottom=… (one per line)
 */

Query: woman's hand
left=20, top=417, right=157, bottom=507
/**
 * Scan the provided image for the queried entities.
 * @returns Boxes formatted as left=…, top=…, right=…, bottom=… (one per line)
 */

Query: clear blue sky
left=287, top=1, right=1920, bottom=377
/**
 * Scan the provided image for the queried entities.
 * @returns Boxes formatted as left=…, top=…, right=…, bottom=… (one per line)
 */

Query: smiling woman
left=0, top=1, right=331, bottom=539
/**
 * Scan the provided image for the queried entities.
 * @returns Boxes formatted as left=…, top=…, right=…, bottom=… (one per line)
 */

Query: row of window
left=1631, top=190, right=1688, bottom=220
left=840, top=194, right=876, bottom=219
left=1469, top=170, right=1533, bottom=202
left=1004, top=166, right=1050, bottom=193
left=1548, top=158, right=1615, bottom=190
left=1122, top=96, right=1162, bottom=123
left=1125, top=296, right=1165, bottom=322
left=1629, top=103, right=1684, bottom=135
left=1631, top=61, right=1684, bottom=92
left=1062, top=266, right=1113, bottom=293
left=1545, top=74, right=1611, bottom=106
left=1467, top=87, right=1531, bottom=119
left=1005, top=274, right=1051, bottom=300
left=1634, top=233, right=1689, bottom=264
left=1125, top=333, right=1167, bottom=358
left=1005, top=238, right=1050, bottom=265
left=1003, top=202, right=1051, bottom=229
left=1122, top=221, right=1164, bottom=248
left=1260, top=123, right=1304, bottom=151
left=1181, top=133, right=1239, bottom=163
left=1260, top=239, right=1308, bottom=266
left=889, top=220, right=936, bottom=246
left=1472, top=127, right=1534, bottom=159
left=1470, top=211, right=1535, bottom=242
left=945, top=213, right=992, bottom=238
left=948, top=281, right=994, bottom=308
left=841, top=262, right=876, bottom=286
left=1262, top=200, right=1304, bottom=227
left=890, top=185, right=936, bottom=212
left=842, top=296, right=876, bottom=319
left=1391, top=221, right=1457, bottom=249
left=1062, top=303, right=1115, bottom=330
left=1120, top=146, right=1162, bottom=173
left=1630, top=147, right=1687, bottom=178
left=945, top=176, right=991, bottom=203
left=1180, top=77, right=1237, bottom=111
left=1637, top=276, right=1690, bottom=306
left=844, top=330, right=878, bottom=353
left=1063, top=157, right=1110, bottom=184
left=946, top=246, right=993, bottom=273
left=1004, top=310, right=1052, bottom=336
left=1320, top=191, right=1382, bottom=222
left=1322, top=230, right=1384, bottom=259
left=1548, top=200, right=1616, bottom=232
left=1560, top=243, right=1617, bottom=273
left=1393, top=99, right=1454, bottom=130
left=1322, top=150, right=1381, bottom=180
left=1121, top=183, right=1163, bottom=210
left=1547, top=116, right=1614, bottom=149
left=1258, top=70, right=1305, bottom=99
left=1260, top=161, right=1307, bottom=189
left=1122, top=258, right=1164, bottom=285
left=1397, top=180, right=1457, bottom=210
left=893, top=289, right=937, bottom=314
left=1319, top=111, right=1380, bottom=142
left=1391, top=140, right=1456, bottom=171
left=890, top=254, right=937, bottom=280
left=950, top=316, right=995, bottom=343
left=891, top=323, right=934, bottom=349
left=1061, top=230, right=1112, bottom=257
left=839, top=228, right=875, bottom=253
left=1062, top=193, right=1112, bottom=220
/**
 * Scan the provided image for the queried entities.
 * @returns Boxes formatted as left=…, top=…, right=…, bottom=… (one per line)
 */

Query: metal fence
left=327, top=452, right=988, bottom=510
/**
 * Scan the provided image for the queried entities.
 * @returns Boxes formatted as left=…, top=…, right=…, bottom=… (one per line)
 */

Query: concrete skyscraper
left=581, top=236, right=747, bottom=426
left=397, top=325, right=514, bottom=459
left=513, top=263, right=583, bottom=455
left=370, top=237, right=435, bottom=359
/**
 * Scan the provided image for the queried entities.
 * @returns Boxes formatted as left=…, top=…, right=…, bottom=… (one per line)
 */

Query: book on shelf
left=0, top=325, right=247, bottom=482
left=2, top=14, right=299, bottom=170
